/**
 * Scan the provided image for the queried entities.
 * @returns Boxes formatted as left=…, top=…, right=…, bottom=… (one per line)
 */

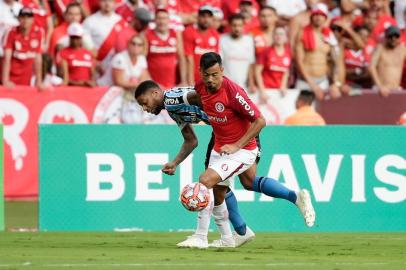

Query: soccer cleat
left=296, top=189, right=316, bottom=227
left=233, top=226, right=255, bottom=247
left=208, top=237, right=236, bottom=248
left=176, top=234, right=208, bottom=249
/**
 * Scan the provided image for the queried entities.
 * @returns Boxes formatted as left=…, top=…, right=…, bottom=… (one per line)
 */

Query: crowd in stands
left=0, top=0, right=405, bottom=123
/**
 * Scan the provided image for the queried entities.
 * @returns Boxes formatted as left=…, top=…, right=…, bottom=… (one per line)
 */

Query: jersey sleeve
left=4, top=29, right=14, bottom=50
left=227, top=80, right=262, bottom=122
left=111, top=54, right=125, bottom=70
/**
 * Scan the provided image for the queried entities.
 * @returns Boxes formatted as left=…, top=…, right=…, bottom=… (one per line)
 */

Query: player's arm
left=162, top=123, right=198, bottom=175
left=185, top=90, right=202, bottom=107
left=2, top=48, right=14, bottom=88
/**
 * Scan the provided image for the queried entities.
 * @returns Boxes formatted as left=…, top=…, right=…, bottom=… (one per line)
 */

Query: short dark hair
left=134, top=80, right=160, bottom=99
left=228, top=13, right=244, bottom=24
left=298, top=90, right=315, bottom=105
left=259, top=5, right=277, bottom=15
left=200, top=52, right=222, bottom=71
left=65, top=2, right=82, bottom=14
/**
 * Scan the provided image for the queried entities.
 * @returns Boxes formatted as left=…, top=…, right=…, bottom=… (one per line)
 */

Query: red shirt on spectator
left=195, top=76, right=261, bottom=152
left=146, top=28, right=178, bottom=88
left=221, top=0, right=259, bottom=20
left=4, top=25, right=44, bottom=85
left=48, top=22, right=69, bottom=57
left=251, top=26, right=269, bottom=59
left=257, top=45, right=291, bottom=89
left=22, top=0, right=51, bottom=34
left=183, top=25, right=219, bottom=82
left=57, top=47, right=94, bottom=82
left=114, top=25, right=137, bottom=53
left=115, top=1, right=135, bottom=24
left=363, top=37, right=377, bottom=63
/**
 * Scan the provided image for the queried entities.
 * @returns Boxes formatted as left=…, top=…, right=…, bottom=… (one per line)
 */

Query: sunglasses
left=387, top=34, right=400, bottom=39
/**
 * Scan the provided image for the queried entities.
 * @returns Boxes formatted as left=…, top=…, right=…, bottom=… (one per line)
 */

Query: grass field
left=1, top=202, right=406, bottom=270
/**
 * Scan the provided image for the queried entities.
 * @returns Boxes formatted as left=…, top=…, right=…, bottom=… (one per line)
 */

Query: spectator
left=83, top=0, right=127, bottom=74
left=0, top=0, right=22, bottom=58
left=369, top=26, right=406, bottom=97
left=148, top=0, right=185, bottom=31
left=239, top=0, right=260, bottom=33
left=115, top=7, right=152, bottom=53
left=221, top=0, right=259, bottom=21
left=289, top=0, right=319, bottom=47
left=145, top=8, right=187, bottom=88
left=295, top=3, right=341, bottom=100
left=54, top=0, right=90, bottom=25
left=330, top=19, right=366, bottom=92
left=255, top=26, right=291, bottom=101
left=284, top=90, right=325, bottom=125
left=98, top=35, right=150, bottom=89
left=183, top=5, right=219, bottom=85
left=115, top=0, right=149, bottom=24
left=220, top=13, right=255, bottom=90
left=57, top=23, right=96, bottom=87
left=49, top=3, right=95, bottom=59
left=22, top=0, right=53, bottom=51
left=2, top=8, right=44, bottom=89
left=251, top=6, right=278, bottom=59
left=333, top=24, right=371, bottom=89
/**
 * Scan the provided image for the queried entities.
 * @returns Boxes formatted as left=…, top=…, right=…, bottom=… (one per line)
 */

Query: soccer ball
left=180, top=183, right=210, bottom=212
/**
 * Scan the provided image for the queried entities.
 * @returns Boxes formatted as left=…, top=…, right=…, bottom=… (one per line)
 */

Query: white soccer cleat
left=208, top=237, right=235, bottom=248
left=233, top=226, right=255, bottom=247
left=176, top=234, right=208, bottom=249
left=296, top=189, right=316, bottom=227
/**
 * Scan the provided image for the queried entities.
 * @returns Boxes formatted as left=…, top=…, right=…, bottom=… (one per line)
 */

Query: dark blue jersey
left=164, top=87, right=209, bottom=129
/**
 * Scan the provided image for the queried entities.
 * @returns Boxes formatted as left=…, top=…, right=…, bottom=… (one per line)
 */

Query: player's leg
left=239, top=166, right=316, bottom=227
left=205, top=132, right=250, bottom=241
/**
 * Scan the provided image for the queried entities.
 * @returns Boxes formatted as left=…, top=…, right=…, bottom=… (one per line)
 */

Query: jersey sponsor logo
left=150, top=45, right=177, bottom=53
left=269, top=65, right=288, bottom=72
left=235, top=92, right=255, bottom=116
left=194, top=47, right=214, bottom=55
left=72, top=59, right=93, bottom=67
left=208, top=115, right=227, bottom=123
left=164, top=97, right=180, bottom=105
left=208, top=37, right=217, bottom=46
left=221, top=164, right=228, bottom=171
left=215, top=102, right=224, bottom=112
left=30, top=39, right=39, bottom=49
left=12, top=51, right=37, bottom=60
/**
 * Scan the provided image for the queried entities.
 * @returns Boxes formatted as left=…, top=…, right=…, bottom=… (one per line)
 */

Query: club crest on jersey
left=221, top=164, right=228, bottom=171
left=208, top=37, right=217, bottom=46
left=215, top=102, right=224, bottom=112
left=30, top=39, right=39, bottom=48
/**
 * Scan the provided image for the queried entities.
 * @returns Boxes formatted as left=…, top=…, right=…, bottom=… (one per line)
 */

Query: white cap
left=67, top=22, right=84, bottom=37
left=311, top=3, right=328, bottom=17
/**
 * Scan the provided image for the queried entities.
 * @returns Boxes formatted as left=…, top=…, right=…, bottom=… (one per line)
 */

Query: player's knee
left=199, top=177, right=213, bottom=189
left=240, top=178, right=253, bottom=191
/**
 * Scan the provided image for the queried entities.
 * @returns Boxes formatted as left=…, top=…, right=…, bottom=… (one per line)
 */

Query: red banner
left=0, top=86, right=127, bottom=198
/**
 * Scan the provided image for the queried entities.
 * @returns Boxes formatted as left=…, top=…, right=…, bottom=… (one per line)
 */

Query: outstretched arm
left=162, top=123, right=198, bottom=175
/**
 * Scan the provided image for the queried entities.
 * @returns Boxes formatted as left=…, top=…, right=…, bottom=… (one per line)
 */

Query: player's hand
left=329, top=84, right=342, bottom=99
left=36, top=81, right=46, bottom=91
left=220, top=144, right=240, bottom=155
left=379, top=86, right=390, bottom=97
left=162, top=161, right=177, bottom=175
left=3, top=80, right=15, bottom=89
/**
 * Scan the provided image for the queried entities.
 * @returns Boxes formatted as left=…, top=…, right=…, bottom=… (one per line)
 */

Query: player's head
left=134, top=80, right=165, bottom=115
left=199, top=52, right=224, bottom=92
left=296, top=90, right=315, bottom=109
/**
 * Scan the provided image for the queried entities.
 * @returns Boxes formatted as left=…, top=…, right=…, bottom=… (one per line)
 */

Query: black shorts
left=204, top=132, right=262, bottom=169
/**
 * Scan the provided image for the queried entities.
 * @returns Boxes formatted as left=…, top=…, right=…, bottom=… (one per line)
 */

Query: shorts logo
left=221, top=164, right=228, bottom=171
left=215, top=102, right=224, bottom=112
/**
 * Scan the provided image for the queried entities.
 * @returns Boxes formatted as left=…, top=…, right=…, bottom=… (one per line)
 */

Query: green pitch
left=1, top=202, right=405, bottom=270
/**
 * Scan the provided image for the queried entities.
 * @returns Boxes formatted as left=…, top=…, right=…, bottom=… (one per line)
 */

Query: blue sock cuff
left=252, top=176, right=262, bottom=192
left=225, top=190, right=233, bottom=199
